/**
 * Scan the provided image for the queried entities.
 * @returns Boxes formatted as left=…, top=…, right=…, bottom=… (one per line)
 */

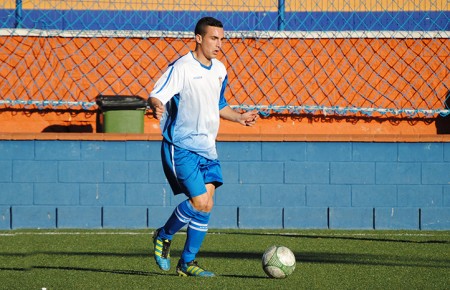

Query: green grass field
left=1, top=229, right=449, bottom=289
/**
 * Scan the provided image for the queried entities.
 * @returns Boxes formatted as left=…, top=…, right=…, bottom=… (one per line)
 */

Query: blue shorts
left=161, top=140, right=223, bottom=197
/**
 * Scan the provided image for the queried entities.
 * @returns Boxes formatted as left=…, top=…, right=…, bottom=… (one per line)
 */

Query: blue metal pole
left=278, top=0, right=285, bottom=30
left=15, top=0, right=23, bottom=28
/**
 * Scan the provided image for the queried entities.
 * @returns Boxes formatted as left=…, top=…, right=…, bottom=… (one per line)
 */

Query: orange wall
left=0, top=36, right=449, bottom=136
left=0, top=109, right=447, bottom=139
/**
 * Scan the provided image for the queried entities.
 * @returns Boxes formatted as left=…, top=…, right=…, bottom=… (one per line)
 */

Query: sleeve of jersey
left=218, top=74, right=229, bottom=110
left=150, top=65, right=182, bottom=105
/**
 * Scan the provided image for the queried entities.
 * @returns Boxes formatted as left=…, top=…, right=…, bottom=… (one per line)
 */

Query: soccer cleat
left=152, top=228, right=171, bottom=271
left=176, top=260, right=215, bottom=277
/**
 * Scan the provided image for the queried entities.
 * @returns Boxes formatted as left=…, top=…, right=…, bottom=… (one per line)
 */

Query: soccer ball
left=262, top=245, right=296, bottom=279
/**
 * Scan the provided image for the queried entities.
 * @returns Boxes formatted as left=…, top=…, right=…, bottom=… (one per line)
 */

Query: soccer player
left=147, top=17, right=258, bottom=277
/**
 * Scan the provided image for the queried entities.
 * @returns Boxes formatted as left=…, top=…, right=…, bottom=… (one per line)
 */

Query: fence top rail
left=1, top=100, right=449, bottom=118
left=1, top=28, right=449, bottom=39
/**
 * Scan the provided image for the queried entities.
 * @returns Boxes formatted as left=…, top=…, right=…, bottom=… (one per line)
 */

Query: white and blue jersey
left=150, top=52, right=228, bottom=160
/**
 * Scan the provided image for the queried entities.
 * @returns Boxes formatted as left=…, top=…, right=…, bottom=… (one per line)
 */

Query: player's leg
left=153, top=141, right=192, bottom=271
left=157, top=188, right=213, bottom=274
left=176, top=184, right=215, bottom=277
left=153, top=199, right=198, bottom=271
left=177, top=157, right=222, bottom=277
left=153, top=142, right=214, bottom=271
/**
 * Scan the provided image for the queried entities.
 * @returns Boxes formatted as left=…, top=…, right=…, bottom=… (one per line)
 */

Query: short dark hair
left=194, top=17, right=223, bottom=36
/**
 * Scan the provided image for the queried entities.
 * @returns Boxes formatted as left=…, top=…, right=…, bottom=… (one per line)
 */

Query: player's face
left=197, top=26, right=224, bottom=61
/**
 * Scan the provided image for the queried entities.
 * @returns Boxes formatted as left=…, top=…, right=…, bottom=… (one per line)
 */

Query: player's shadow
left=25, top=250, right=267, bottom=279
left=0, top=267, right=29, bottom=272
left=32, top=265, right=162, bottom=276
left=33, top=265, right=267, bottom=279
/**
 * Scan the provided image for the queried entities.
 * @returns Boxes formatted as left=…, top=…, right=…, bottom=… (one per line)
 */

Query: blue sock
left=159, top=199, right=198, bottom=241
left=181, top=211, right=210, bottom=264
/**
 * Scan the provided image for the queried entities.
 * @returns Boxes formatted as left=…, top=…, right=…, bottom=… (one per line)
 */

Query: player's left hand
left=241, top=110, right=259, bottom=126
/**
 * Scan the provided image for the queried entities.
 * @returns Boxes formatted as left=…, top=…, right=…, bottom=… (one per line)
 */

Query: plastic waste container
left=96, top=95, right=147, bottom=133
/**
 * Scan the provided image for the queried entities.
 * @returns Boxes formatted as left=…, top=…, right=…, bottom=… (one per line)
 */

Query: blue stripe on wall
left=1, top=10, right=448, bottom=31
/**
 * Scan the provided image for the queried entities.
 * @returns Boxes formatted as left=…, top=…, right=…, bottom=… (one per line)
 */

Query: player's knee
left=192, top=200, right=213, bottom=212
left=191, top=195, right=214, bottom=212
left=204, top=199, right=214, bottom=212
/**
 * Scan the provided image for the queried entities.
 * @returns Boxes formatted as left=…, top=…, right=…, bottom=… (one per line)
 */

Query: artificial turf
left=1, top=229, right=449, bottom=289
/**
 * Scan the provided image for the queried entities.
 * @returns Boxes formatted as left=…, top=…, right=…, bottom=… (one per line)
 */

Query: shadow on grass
left=292, top=251, right=450, bottom=269
left=219, top=274, right=267, bottom=279
left=0, top=265, right=159, bottom=276
left=0, top=267, right=29, bottom=272
left=1, top=231, right=448, bottom=277
left=9, top=249, right=446, bottom=270
left=27, top=265, right=267, bottom=279
left=32, top=265, right=163, bottom=276
left=1, top=248, right=448, bottom=280
left=199, top=250, right=450, bottom=269
left=211, top=231, right=450, bottom=245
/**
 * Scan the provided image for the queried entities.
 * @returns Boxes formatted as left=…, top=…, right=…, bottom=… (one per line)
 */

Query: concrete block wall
left=0, top=140, right=449, bottom=230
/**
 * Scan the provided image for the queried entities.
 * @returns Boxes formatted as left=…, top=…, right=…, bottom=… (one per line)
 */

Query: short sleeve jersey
left=150, top=52, right=228, bottom=160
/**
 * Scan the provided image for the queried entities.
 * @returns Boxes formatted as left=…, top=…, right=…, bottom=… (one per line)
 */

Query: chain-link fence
left=0, top=1, right=449, bottom=117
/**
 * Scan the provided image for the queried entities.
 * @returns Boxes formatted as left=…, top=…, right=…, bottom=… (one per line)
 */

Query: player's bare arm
left=220, top=106, right=258, bottom=126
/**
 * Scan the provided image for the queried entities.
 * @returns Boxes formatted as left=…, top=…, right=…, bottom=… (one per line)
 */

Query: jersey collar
left=191, top=51, right=212, bottom=70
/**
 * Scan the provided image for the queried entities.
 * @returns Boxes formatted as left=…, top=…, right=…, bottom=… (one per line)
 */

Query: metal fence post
left=278, top=0, right=285, bottom=30
left=15, top=0, right=23, bottom=28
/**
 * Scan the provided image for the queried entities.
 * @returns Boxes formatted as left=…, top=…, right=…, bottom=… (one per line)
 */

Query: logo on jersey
left=218, top=77, right=223, bottom=86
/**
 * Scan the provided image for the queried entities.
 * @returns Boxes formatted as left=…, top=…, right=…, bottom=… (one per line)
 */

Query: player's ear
left=195, top=34, right=202, bottom=45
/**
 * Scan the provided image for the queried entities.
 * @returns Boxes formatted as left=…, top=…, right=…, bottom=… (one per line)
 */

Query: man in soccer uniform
left=148, top=17, right=258, bottom=277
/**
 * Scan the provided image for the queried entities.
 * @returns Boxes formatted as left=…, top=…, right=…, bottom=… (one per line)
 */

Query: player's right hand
left=148, top=97, right=164, bottom=120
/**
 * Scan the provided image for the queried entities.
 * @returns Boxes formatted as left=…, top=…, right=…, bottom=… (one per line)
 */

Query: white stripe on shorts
left=170, top=144, right=177, bottom=178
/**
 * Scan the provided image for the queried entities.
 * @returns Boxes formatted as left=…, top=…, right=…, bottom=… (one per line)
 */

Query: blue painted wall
left=0, top=140, right=449, bottom=230
left=1, top=9, right=448, bottom=31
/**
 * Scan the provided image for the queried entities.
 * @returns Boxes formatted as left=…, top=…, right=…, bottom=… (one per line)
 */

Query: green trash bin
left=96, top=95, right=147, bottom=133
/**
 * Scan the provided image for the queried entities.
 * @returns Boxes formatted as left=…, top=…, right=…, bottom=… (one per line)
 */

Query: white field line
left=0, top=231, right=150, bottom=236
left=0, top=231, right=446, bottom=238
